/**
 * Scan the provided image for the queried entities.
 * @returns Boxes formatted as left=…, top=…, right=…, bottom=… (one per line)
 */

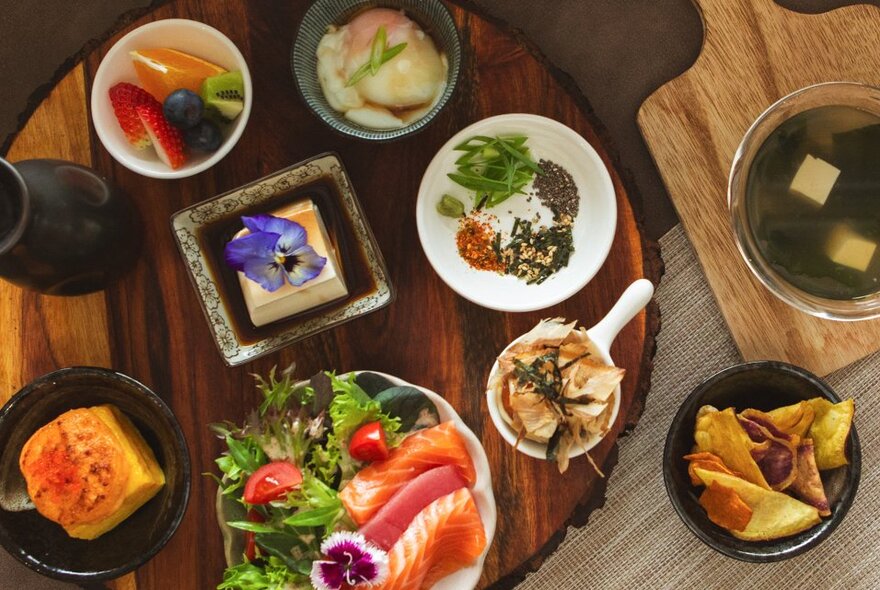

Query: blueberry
left=163, top=89, right=204, bottom=129
left=183, top=120, right=223, bottom=152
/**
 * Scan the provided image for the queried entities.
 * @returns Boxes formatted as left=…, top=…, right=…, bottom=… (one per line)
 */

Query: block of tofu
left=826, top=224, right=877, bottom=272
left=235, top=199, right=348, bottom=327
left=18, top=405, right=165, bottom=540
left=789, top=154, right=841, bottom=206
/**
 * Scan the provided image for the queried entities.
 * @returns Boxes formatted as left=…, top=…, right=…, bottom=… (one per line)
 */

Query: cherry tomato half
left=349, top=421, right=390, bottom=462
left=243, top=461, right=303, bottom=505
left=244, top=509, right=264, bottom=562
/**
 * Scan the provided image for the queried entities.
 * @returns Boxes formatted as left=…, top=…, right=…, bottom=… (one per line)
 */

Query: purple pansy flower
left=310, top=531, right=389, bottom=590
left=224, top=214, right=327, bottom=292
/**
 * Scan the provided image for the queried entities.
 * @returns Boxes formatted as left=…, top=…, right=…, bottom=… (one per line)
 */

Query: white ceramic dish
left=217, top=371, right=496, bottom=590
left=415, top=113, right=617, bottom=312
left=91, top=19, right=252, bottom=179
left=486, top=279, right=654, bottom=461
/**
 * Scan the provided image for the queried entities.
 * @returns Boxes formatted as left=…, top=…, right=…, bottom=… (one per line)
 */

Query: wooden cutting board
left=0, top=1, right=661, bottom=588
left=639, top=0, right=880, bottom=376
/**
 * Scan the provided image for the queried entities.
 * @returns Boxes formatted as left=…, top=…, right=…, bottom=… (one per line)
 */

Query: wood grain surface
left=639, top=0, right=880, bottom=376
left=1, top=1, right=661, bottom=588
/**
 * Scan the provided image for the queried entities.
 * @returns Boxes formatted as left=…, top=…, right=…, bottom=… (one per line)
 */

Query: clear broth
left=747, top=105, right=880, bottom=300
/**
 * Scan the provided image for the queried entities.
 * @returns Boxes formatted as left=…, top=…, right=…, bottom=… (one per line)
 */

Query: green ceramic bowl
left=291, top=0, right=462, bottom=141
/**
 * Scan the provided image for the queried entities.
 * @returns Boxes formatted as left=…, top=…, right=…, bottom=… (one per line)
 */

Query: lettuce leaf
left=327, top=372, right=401, bottom=441
left=217, top=556, right=307, bottom=590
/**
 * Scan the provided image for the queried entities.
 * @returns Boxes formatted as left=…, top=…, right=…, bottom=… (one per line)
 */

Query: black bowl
left=0, top=367, right=191, bottom=582
left=663, top=361, right=860, bottom=562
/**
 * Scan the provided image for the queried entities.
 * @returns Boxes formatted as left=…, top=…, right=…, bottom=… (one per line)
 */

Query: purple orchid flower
left=310, top=531, right=389, bottom=590
left=224, top=214, right=327, bottom=292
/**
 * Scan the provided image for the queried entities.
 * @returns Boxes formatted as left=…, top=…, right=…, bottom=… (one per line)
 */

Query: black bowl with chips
left=663, top=361, right=860, bottom=562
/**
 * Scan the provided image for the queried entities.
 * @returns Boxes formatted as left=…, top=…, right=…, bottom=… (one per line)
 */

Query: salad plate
left=416, top=113, right=617, bottom=312
left=215, top=371, right=496, bottom=590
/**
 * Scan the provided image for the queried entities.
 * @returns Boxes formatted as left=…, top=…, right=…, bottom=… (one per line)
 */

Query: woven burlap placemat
left=515, top=224, right=879, bottom=590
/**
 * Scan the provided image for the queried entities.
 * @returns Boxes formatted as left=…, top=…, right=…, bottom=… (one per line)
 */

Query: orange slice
left=130, top=48, right=226, bottom=102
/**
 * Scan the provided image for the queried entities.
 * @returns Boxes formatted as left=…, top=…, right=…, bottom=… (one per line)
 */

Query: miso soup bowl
left=729, top=81, right=880, bottom=321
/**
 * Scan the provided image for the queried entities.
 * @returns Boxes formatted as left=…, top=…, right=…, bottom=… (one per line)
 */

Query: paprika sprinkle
left=456, top=213, right=504, bottom=272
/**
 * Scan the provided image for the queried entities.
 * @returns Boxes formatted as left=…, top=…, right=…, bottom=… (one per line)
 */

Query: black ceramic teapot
left=0, top=158, right=141, bottom=295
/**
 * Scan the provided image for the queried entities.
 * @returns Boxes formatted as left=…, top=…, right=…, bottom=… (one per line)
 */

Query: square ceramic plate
left=171, top=153, right=393, bottom=366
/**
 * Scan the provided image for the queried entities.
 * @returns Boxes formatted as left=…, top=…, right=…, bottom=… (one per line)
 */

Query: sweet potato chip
left=740, top=408, right=794, bottom=440
left=789, top=438, right=831, bottom=517
left=739, top=417, right=799, bottom=491
left=808, top=398, right=854, bottom=470
left=694, top=406, right=770, bottom=489
left=684, top=452, right=739, bottom=486
left=766, top=401, right=815, bottom=438
left=693, top=468, right=821, bottom=541
left=699, top=481, right=753, bottom=532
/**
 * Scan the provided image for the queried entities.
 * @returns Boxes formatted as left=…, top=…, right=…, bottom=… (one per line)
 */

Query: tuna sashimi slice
left=375, top=488, right=487, bottom=590
left=340, top=422, right=477, bottom=525
left=359, top=465, right=468, bottom=550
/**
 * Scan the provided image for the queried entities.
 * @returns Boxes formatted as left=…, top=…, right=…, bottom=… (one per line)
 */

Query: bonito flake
left=493, top=318, right=624, bottom=473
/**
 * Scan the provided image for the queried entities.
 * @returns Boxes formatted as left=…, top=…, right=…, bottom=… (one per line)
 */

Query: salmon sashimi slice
left=376, top=487, right=486, bottom=590
left=341, top=422, right=477, bottom=525
left=359, top=465, right=468, bottom=550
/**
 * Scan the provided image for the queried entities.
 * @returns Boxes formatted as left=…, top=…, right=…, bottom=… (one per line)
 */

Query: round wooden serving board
left=1, top=1, right=661, bottom=588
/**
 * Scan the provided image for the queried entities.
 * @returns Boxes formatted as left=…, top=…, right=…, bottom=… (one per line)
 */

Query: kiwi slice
left=200, top=71, right=245, bottom=122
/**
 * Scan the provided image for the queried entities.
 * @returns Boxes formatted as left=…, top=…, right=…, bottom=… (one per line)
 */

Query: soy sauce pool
left=747, top=105, right=880, bottom=300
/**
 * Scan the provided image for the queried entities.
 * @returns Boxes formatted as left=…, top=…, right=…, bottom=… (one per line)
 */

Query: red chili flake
left=456, top=214, right=504, bottom=272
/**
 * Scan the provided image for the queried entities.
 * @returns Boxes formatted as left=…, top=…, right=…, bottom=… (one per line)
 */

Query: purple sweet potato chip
left=789, top=438, right=831, bottom=517
left=740, top=417, right=798, bottom=491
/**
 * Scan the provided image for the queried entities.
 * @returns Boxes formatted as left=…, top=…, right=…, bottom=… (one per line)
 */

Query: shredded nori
left=500, top=216, right=574, bottom=284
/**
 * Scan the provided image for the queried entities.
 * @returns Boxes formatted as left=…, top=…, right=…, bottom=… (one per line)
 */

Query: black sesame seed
left=533, top=159, right=580, bottom=220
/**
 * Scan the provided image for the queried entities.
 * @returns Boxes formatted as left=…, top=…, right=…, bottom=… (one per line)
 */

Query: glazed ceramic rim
left=90, top=18, right=253, bottom=179
left=291, top=0, right=462, bottom=142
left=663, top=360, right=861, bottom=562
left=0, top=158, right=30, bottom=256
left=728, top=81, right=880, bottom=321
left=0, top=366, right=192, bottom=581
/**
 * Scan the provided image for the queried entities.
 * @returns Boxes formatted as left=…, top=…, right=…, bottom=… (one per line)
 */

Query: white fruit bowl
left=91, top=18, right=252, bottom=179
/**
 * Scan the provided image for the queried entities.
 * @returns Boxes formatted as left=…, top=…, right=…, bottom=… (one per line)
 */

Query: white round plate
left=416, top=113, right=617, bottom=312
left=90, top=19, right=252, bottom=179
left=217, top=371, right=496, bottom=590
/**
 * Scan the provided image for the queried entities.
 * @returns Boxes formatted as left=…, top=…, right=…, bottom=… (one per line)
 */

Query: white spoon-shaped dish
left=486, top=278, right=655, bottom=461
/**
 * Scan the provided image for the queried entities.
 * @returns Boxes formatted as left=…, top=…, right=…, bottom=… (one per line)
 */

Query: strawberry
left=135, top=102, right=187, bottom=170
left=108, top=82, right=157, bottom=150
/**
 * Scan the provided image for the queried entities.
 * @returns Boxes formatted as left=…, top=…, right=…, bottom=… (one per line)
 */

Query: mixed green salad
left=210, top=368, right=440, bottom=590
